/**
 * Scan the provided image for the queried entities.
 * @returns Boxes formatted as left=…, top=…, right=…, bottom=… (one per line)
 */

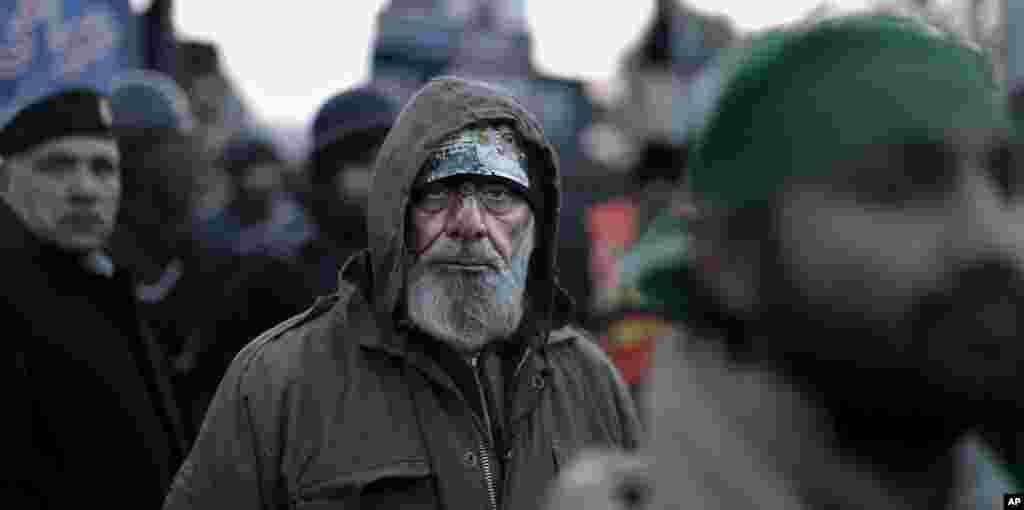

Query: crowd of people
left=3, top=7, right=1024, bottom=510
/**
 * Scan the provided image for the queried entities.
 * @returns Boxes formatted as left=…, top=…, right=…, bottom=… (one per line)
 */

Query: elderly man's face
left=756, top=132, right=1024, bottom=414
left=406, top=176, right=535, bottom=353
left=3, top=135, right=121, bottom=253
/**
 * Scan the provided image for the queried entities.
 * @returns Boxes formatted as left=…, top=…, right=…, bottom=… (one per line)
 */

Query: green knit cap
left=623, top=14, right=1009, bottom=323
left=690, top=13, right=1007, bottom=212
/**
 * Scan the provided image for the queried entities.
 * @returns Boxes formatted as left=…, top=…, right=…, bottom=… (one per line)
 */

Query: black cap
left=311, top=86, right=399, bottom=156
left=0, top=88, right=114, bottom=158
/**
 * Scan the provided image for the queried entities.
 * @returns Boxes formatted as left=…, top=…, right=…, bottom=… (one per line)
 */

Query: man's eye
left=842, top=141, right=957, bottom=207
left=415, top=188, right=450, bottom=212
left=480, top=186, right=510, bottom=201
left=92, top=159, right=119, bottom=177
left=479, top=185, right=523, bottom=212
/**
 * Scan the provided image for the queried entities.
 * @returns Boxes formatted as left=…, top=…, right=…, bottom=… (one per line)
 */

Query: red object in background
left=587, top=199, right=672, bottom=387
left=587, top=199, right=637, bottom=296
left=600, top=313, right=675, bottom=387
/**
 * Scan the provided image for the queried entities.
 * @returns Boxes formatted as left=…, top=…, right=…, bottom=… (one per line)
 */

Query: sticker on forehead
left=420, top=125, right=530, bottom=188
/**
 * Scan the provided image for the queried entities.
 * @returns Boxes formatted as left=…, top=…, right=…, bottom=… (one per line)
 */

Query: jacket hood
left=364, top=76, right=567, bottom=348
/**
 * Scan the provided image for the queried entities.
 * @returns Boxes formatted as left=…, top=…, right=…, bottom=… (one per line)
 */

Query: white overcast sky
left=167, top=1, right=874, bottom=126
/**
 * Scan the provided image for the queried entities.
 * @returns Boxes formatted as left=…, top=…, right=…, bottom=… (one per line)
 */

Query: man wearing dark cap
left=107, top=70, right=226, bottom=442
left=301, top=85, right=399, bottom=296
left=180, top=132, right=319, bottom=434
left=164, top=76, right=639, bottom=510
left=547, top=14, right=1024, bottom=510
left=0, top=88, right=185, bottom=507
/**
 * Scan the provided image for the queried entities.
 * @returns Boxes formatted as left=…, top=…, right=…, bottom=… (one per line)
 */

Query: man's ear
left=688, top=210, right=761, bottom=315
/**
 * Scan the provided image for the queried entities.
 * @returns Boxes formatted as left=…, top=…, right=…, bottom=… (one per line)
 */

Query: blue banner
left=0, top=0, right=139, bottom=121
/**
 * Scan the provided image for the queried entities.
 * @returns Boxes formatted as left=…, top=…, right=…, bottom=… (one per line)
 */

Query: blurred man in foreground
left=548, top=14, right=1024, bottom=510
left=1, top=88, right=185, bottom=507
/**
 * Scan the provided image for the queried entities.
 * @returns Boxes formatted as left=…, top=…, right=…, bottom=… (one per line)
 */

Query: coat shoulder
left=546, top=325, right=618, bottom=377
left=227, top=291, right=350, bottom=390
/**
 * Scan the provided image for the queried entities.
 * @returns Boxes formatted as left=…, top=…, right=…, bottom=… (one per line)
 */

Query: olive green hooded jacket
left=162, top=76, right=640, bottom=510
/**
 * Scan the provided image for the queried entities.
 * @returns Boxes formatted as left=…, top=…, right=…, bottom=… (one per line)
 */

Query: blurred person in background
left=0, top=88, right=185, bottom=508
left=582, top=0, right=731, bottom=410
left=300, top=85, right=400, bottom=296
left=195, top=132, right=314, bottom=262
left=164, top=76, right=639, bottom=510
left=585, top=142, right=691, bottom=415
left=108, top=69, right=229, bottom=442
left=547, top=14, right=1024, bottom=510
left=178, top=251, right=315, bottom=435
left=178, top=133, right=318, bottom=432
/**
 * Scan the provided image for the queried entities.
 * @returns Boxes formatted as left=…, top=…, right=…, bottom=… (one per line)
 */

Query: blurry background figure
left=300, top=85, right=399, bottom=296
left=176, top=40, right=250, bottom=157
left=108, top=69, right=231, bottom=442
left=585, top=144, right=691, bottom=413
left=195, top=132, right=314, bottom=262
left=109, top=69, right=198, bottom=298
left=176, top=131, right=316, bottom=432
left=583, top=0, right=732, bottom=409
left=174, top=40, right=252, bottom=220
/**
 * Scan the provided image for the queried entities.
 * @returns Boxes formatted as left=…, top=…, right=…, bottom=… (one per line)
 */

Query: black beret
left=0, top=88, right=115, bottom=158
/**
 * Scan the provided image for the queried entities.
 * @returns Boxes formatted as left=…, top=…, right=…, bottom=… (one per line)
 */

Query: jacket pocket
left=294, top=459, right=437, bottom=510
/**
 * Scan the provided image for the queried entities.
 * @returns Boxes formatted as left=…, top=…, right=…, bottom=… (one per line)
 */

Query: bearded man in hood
left=163, top=76, right=640, bottom=510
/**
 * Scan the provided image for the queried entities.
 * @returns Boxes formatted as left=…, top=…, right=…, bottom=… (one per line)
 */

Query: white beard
left=405, top=222, right=534, bottom=354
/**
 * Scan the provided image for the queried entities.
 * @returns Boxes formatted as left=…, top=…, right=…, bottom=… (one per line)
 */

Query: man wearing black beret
left=0, top=88, right=186, bottom=508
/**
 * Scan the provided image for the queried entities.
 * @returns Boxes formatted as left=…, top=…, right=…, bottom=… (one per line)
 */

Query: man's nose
left=446, top=195, right=487, bottom=240
left=67, top=165, right=104, bottom=202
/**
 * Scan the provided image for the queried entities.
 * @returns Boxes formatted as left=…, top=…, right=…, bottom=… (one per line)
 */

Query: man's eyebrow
left=37, top=151, right=79, bottom=163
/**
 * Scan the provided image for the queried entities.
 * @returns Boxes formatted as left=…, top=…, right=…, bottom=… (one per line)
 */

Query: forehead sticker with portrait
left=420, top=124, right=530, bottom=189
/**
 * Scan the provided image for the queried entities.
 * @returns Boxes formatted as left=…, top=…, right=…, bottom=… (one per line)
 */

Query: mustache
left=418, top=236, right=504, bottom=268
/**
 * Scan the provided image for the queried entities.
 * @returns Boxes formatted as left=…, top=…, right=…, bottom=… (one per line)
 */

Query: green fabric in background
left=690, top=14, right=1006, bottom=212
left=624, top=14, right=1008, bottom=323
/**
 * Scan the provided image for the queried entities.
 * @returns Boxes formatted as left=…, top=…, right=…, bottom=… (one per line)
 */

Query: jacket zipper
left=470, top=355, right=500, bottom=510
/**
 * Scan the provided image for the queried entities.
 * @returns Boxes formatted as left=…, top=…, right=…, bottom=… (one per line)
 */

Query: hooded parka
left=163, top=76, right=641, bottom=510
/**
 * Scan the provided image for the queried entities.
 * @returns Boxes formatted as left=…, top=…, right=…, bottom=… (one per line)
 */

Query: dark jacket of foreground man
left=0, top=201, right=186, bottom=508
left=164, top=76, right=641, bottom=510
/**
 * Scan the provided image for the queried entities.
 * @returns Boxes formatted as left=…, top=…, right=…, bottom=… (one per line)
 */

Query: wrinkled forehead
left=416, top=123, right=530, bottom=189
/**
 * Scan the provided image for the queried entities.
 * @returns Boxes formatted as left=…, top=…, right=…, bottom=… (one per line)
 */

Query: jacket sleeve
left=163, top=340, right=283, bottom=510
left=566, top=327, right=644, bottom=450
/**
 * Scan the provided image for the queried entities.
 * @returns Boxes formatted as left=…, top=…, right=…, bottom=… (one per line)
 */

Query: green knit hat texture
left=690, top=13, right=1007, bottom=212
left=623, top=14, right=1009, bottom=322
